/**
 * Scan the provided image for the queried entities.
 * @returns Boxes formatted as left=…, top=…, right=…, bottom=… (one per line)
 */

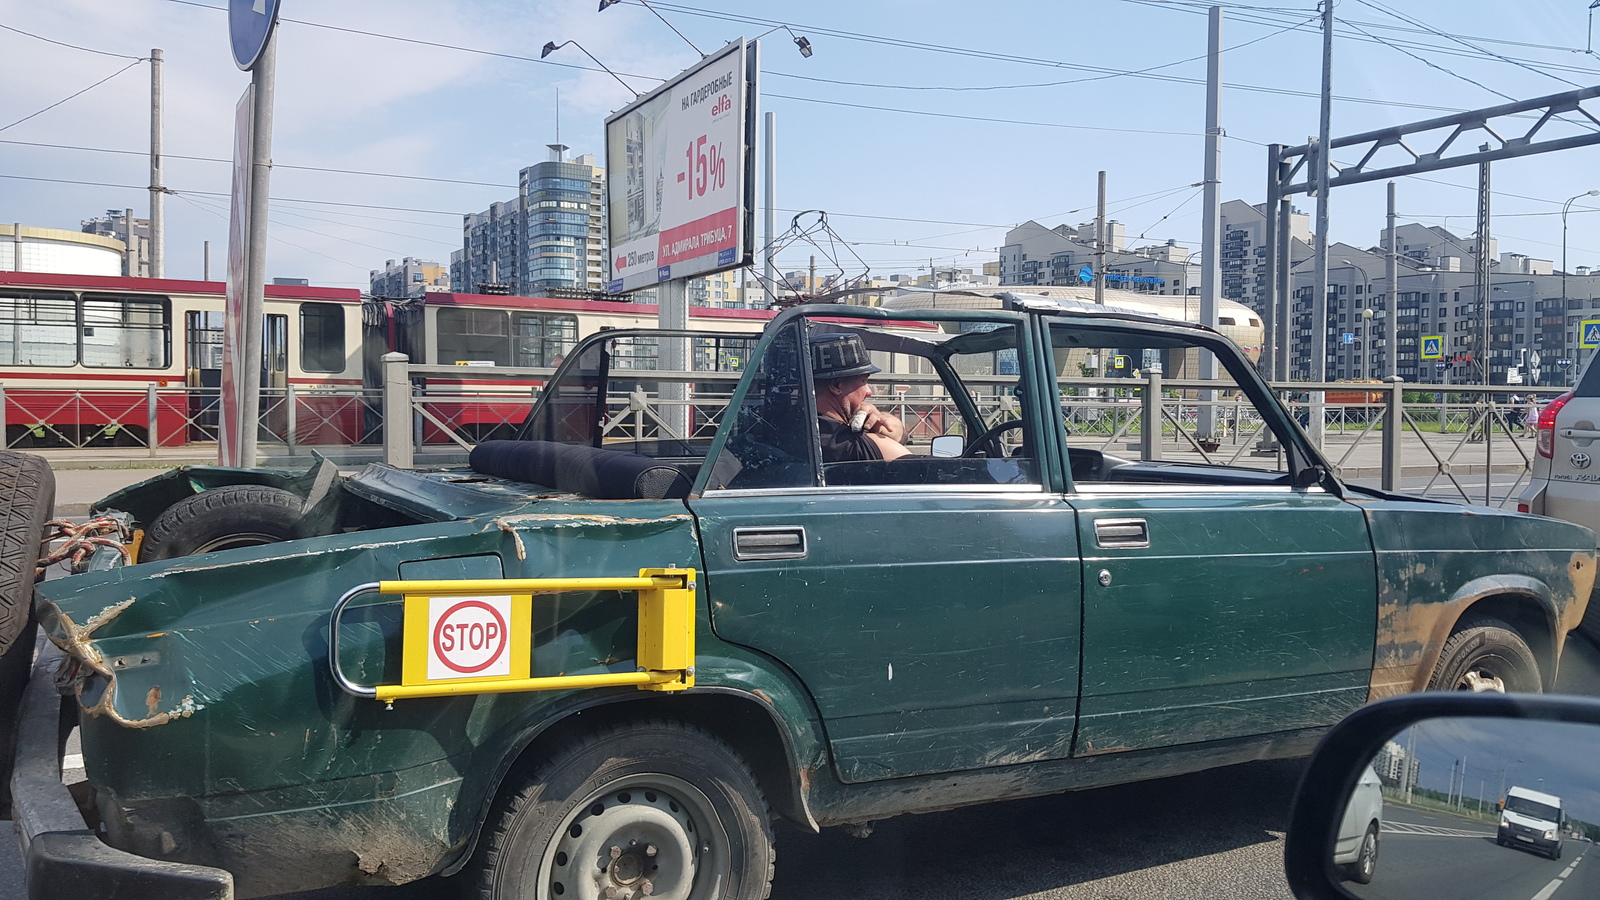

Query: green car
left=11, top=297, right=1596, bottom=900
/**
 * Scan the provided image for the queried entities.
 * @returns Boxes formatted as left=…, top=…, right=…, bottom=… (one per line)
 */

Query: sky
left=7, top=0, right=1600, bottom=291
left=1399, top=717, right=1600, bottom=826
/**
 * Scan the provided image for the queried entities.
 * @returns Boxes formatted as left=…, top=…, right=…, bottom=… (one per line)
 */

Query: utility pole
left=764, top=111, right=776, bottom=306
left=203, top=239, right=211, bottom=281
left=124, top=207, right=136, bottom=276
left=1198, top=5, right=1223, bottom=439
left=241, top=27, right=277, bottom=468
left=1310, top=0, right=1334, bottom=448
left=1387, top=181, right=1398, bottom=379
left=1095, top=170, right=1107, bottom=305
left=1264, top=145, right=1280, bottom=379
left=149, top=48, right=164, bottom=279
left=1477, top=146, right=1492, bottom=387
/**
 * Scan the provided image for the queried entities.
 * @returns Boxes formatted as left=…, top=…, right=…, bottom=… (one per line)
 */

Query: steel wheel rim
left=190, top=533, right=282, bottom=554
left=539, top=773, right=730, bottom=900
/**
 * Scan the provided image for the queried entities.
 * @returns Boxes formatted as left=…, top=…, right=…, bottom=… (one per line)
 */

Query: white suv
left=1520, top=365, right=1600, bottom=638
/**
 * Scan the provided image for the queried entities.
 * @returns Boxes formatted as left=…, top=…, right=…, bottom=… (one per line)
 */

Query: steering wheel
left=962, top=418, right=1025, bottom=458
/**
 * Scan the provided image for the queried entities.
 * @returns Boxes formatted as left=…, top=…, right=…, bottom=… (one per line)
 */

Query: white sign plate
left=427, top=595, right=512, bottom=681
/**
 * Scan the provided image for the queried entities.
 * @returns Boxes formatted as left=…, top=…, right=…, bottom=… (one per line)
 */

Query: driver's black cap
left=810, top=333, right=881, bottom=380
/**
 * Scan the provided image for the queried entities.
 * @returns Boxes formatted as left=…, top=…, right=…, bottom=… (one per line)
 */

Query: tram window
left=513, top=313, right=577, bottom=367
left=0, top=291, right=79, bottom=367
left=81, top=295, right=169, bottom=368
left=299, top=302, right=346, bottom=373
left=438, top=307, right=510, bottom=366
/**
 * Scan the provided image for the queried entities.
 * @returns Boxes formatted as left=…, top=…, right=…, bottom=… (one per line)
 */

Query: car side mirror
left=930, top=435, right=963, bottom=458
left=1284, top=692, right=1600, bottom=899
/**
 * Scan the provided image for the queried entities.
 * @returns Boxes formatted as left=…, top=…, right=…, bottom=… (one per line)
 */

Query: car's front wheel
left=470, top=720, right=774, bottom=900
left=1426, top=619, right=1541, bottom=693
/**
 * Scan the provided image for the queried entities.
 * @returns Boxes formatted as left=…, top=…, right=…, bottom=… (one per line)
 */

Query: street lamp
left=1563, top=189, right=1599, bottom=386
left=598, top=0, right=705, bottom=57
left=752, top=24, right=814, bottom=57
left=540, top=40, right=640, bottom=97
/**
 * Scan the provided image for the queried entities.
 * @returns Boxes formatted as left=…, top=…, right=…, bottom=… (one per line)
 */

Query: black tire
left=1346, top=821, right=1379, bottom=884
left=469, top=720, right=774, bottom=900
left=1552, top=845, right=1562, bottom=861
left=1425, top=619, right=1542, bottom=693
left=0, top=451, right=54, bottom=813
left=139, top=485, right=302, bottom=561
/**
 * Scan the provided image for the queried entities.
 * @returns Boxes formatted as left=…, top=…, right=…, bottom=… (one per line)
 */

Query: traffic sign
left=1340, top=333, right=1355, bottom=344
left=1582, top=319, right=1600, bottom=349
left=229, top=0, right=281, bottom=70
left=1420, top=335, right=1444, bottom=360
left=1112, top=354, right=1129, bottom=370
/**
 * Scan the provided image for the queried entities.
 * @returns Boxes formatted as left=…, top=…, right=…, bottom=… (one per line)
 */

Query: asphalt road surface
left=1348, top=802, right=1595, bottom=900
left=11, top=614, right=1600, bottom=899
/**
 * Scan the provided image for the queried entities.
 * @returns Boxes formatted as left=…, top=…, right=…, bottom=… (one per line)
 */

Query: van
left=1498, top=786, right=1564, bottom=859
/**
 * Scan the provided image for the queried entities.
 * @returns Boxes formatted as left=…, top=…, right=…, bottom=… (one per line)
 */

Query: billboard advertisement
left=605, top=39, right=757, bottom=294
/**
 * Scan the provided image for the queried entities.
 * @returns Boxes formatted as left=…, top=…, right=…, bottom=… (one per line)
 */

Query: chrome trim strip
left=703, top=484, right=1047, bottom=497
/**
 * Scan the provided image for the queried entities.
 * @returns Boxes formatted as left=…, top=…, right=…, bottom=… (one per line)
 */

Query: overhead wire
left=0, top=23, right=146, bottom=60
left=0, top=59, right=147, bottom=135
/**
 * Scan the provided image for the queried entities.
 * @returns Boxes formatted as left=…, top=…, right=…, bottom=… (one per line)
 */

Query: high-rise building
left=450, top=146, right=607, bottom=296
left=81, top=209, right=150, bottom=277
left=997, top=220, right=1195, bottom=297
left=371, top=257, right=450, bottom=299
left=522, top=145, right=607, bottom=293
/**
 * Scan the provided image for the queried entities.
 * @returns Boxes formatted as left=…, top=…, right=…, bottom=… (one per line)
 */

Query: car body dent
left=36, top=496, right=840, bottom=893
left=1362, top=500, right=1596, bottom=699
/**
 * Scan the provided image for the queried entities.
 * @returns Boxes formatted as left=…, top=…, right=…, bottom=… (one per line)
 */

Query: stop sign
left=427, top=597, right=512, bottom=680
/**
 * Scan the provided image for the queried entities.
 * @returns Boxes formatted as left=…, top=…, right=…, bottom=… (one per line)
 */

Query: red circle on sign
left=432, top=600, right=509, bottom=674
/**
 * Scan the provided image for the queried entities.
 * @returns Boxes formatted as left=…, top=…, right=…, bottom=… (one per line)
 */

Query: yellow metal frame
left=373, top=568, right=696, bottom=703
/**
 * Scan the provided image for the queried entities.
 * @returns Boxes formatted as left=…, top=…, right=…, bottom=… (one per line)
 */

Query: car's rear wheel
left=1346, top=821, right=1379, bottom=884
left=138, top=485, right=302, bottom=561
left=1426, top=619, right=1541, bottom=693
left=470, top=720, right=773, bottom=900
left=0, top=451, right=54, bottom=813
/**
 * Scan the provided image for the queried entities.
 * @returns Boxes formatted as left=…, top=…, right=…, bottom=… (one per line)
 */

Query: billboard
left=605, top=39, right=757, bottom=294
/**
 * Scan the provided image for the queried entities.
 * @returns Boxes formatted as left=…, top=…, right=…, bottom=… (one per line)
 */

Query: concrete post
left=285, top=382, right=297, bottom=453
left=146, top=383, right=159, bottom=458
left=1142, top=366, right=1164, bottom=461
left=382, top=352, right=412, bottom=468
left=1382, top=376, right=1402, bottom=491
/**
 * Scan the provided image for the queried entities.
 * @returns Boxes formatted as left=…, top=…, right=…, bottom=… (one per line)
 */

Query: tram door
left=184, top=311, right=288, bottom=442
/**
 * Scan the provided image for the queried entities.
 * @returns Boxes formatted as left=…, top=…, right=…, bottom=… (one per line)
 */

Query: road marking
left=1530, top=849, right=1585, bottom=900
left=1383, top=821, right=1491, bottom=838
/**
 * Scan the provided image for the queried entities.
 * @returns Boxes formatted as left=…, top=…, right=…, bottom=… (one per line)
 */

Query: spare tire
left=0, top=451, right=55, bottom=813
left=139, top=485, right=303, bottom=561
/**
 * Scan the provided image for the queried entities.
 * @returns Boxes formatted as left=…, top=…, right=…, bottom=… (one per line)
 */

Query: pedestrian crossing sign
left=1420, top=335, right=1444, bottom=360
left=1583, top=319, right=1600, bottom=349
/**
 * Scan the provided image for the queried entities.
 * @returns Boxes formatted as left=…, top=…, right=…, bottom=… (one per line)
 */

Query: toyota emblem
left=1573, top=452, right=1593, bottom=470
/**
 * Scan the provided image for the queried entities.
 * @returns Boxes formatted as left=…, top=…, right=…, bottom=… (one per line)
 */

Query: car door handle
left=1559, top=428, right=1600, bottom=440
left=732, top=526, right=808, bottom=560
left=1094, top=518, right=1149, bottom=549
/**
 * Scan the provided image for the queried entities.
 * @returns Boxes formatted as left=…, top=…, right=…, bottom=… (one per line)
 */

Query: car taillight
left=1537, top=392, right=1575, bottom=459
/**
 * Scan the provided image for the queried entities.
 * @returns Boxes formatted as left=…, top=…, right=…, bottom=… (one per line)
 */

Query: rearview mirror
left=930, top=435, right=963, bottom=458
left=1285, top=693, right=1600, bottom=899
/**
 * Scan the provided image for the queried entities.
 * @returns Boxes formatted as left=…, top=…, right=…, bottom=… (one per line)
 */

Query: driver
left=811, top=333, right=910, bottom=462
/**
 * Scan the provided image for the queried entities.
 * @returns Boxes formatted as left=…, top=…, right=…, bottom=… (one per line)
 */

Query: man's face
left=836, top=374, right=873, bottom=409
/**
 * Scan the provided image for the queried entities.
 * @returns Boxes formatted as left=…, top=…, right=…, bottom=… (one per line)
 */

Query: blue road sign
left=1077, top=265, right=1093, bottom=284
left=1583, top=319, right=1600, bottom=349
left=1420, top=335, right=1444, bottom=360
left=230, top=0, right=281, bottom=70
left=1340, top=333, right=1354, bottom=344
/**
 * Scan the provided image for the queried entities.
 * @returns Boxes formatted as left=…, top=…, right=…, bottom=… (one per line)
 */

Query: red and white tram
left=0, top=271, right=773, bottom=448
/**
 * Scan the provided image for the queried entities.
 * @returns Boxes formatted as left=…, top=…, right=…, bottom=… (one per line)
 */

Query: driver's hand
left=856, top=403, right=906, bottom=443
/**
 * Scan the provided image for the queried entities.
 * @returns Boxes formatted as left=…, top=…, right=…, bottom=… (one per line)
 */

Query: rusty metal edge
left=10, top=639, right=233, bottom=900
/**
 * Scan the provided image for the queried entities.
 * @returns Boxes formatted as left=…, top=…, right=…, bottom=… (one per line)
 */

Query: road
left=1348, top=802, right=1596, bottom=900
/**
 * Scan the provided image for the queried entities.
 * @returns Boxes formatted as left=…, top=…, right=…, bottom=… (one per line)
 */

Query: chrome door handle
left=732, top=526, right=808, bottom=560
left=1094, top=518, right=1149, bottom=549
